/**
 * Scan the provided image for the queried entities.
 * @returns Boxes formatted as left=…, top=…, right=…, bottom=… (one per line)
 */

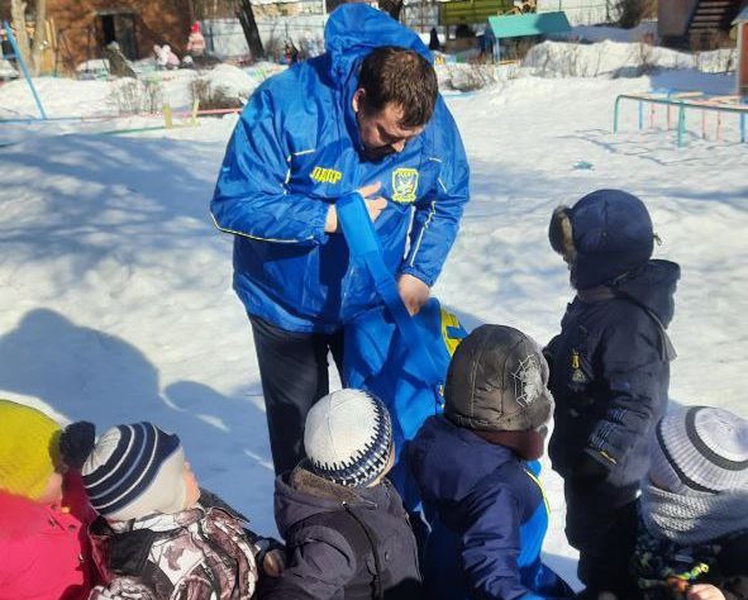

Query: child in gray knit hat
left=266, top=388, right=423, bottom=600
left=77, top=422, right=281, bottom=600
left=632, top=405, right=748, bottom=600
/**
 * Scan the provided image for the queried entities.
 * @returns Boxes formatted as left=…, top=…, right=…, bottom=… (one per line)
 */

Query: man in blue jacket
left=210, top=4, right=470, bottom=475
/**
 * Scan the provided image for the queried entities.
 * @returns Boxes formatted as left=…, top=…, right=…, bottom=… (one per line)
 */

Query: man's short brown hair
left=358, top=46, right=438, bottom=128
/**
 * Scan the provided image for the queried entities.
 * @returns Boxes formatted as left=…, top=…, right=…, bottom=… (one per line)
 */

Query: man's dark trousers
left=250, top=315, right=345, bottom=475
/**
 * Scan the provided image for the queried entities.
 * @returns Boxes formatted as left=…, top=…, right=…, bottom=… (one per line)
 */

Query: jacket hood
left=324, top=4, right=431, bottom=77
left=323, top=3, right=433, bottom=153
left=274, top=464, right=386, bottom=536
left=613, top=259, right=680, bottom=327
left=409, top=416, right=516, bottom=515
left=567, top=189, right=654, bottom=289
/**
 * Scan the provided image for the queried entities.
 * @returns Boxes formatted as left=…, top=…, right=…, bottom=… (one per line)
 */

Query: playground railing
left=613, top=91, right=748, bottom=146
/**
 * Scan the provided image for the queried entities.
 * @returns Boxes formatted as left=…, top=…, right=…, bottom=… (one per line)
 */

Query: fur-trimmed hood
left=549, top=189, right=657, bottom=290
left=274, top=463, right=388, bottom=537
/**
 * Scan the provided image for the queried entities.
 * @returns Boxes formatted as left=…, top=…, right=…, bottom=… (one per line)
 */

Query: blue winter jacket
left=409, top=416, right=562, bottom=600
left=210, top=4, right=470, bottom=332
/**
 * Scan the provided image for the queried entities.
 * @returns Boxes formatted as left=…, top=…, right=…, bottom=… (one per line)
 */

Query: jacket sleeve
left=584, top=314, right=666, bottom=468
left=210, top=86, right=330, bottom=245
left=263, top=529, right=357, bottom=600
left=87, top=581, right=159, bottom=600
left=400, top=99, right=469, bottom=286
left=459, top=482, right=533, bottom=600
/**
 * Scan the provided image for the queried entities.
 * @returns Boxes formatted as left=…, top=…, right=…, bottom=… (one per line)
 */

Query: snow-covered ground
left=1, top=34, right=746, bottom=588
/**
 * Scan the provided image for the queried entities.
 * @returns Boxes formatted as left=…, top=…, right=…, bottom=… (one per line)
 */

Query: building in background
left=658, top=0, right=746, bottom=47
left=0, top=0, right=192, bottom=72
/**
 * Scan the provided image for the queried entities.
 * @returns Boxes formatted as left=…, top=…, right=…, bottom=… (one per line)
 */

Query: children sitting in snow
left=409, top=324, right=570, bottom=600
left=265, top=388, right=423, bottom=599
left=0, top=400, right=97, bottom=600
left=153, top=44, right=180, bottom=70
left=76, top=421, right=280, bottom=599
left=631, top=405, right=748, bottom=600
left=544, top=189, right=680, bottom=598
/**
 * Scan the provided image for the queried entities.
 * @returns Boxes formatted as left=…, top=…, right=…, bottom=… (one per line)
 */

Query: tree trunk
left=30, top=0, right=47, bottom=75
left=10, top=0, right=31, bottom=68
left=379, top=0, right=404, bottom=21
left=237, top=0, right=264, bottom=60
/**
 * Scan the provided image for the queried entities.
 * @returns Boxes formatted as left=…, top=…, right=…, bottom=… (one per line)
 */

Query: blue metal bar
left=615, top=94, right=748, bottom=117
left=638, top=100, right=643, bottom=130
left=0, top=115, right=116, bottom=124
left=613, top=95, right=621, bottom=133
left=677, top=104, right=685, bottom=147
left=2, top=20, right=47, bottom=119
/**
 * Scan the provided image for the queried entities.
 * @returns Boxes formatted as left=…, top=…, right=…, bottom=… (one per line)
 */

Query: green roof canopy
left=488, top=11, right=571, bottom=39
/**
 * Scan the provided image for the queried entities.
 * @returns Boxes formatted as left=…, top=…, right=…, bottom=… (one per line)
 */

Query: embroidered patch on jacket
left=391, top=168, right=419, bottom=204
left=310, top=166, right=343, bottom=184
left=513, top=355, right=543, bottom=407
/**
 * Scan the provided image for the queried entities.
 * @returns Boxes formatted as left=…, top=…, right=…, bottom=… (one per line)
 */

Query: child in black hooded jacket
left=545, top=189, right=680, bottom=598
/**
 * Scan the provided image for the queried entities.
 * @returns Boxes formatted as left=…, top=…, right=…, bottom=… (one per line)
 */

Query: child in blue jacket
left=545, top=189, right=680, bottom=598
left=410, top=324, right=568, bottom=600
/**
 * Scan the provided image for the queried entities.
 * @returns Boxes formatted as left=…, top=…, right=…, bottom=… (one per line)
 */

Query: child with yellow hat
left=0, top=399, right=97, bottom=600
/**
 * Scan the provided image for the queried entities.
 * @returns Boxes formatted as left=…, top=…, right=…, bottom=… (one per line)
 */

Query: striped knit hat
left=304, top=389, right=393, bottom=488
left=0, top=400, right=61, bottom=500
left=82, top=422, right=187, bottom=521
left=650, top=406, right=748, bottom=494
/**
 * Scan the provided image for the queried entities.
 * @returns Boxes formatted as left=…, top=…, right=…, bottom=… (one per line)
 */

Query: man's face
left=353, top=89, right=425, bottom=160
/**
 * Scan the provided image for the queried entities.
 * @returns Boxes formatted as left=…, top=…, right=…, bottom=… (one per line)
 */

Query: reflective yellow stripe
left=210, top=212, right=315, bottom=244
left=408, top=199, right=436, bottom=267
left=524, top=468, right=550, bottom=515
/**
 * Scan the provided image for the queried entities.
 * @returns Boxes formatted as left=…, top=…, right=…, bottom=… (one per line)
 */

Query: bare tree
left=10, top=0, right=48, bottom=75
left=30, top=0, right=46, bottom=75
left=379, top=0, right=403, bottom=20
left=10, top=0, right=31, bottom=66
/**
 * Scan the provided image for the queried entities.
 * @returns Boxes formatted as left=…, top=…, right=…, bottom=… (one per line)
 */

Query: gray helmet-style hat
left=444, top=325, right=554, bottom=433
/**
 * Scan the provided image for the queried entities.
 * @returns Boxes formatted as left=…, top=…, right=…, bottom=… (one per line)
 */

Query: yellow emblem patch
left=391, top=168, right=419, bottom=204
left=310, top=166, right=343, bottom=184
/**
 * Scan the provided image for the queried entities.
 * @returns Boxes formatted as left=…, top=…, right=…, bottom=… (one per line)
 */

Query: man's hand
left=687, top=585, right=726, bottom=600
left=398, top=273, right=430, bottom=315
left=324, top=182, right=387, bottom=233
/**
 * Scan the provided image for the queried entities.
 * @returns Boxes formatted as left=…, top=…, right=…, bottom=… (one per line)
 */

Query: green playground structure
left=487, top=12, right=571, bottom=61
left=614, top=91, right=748, bottom=147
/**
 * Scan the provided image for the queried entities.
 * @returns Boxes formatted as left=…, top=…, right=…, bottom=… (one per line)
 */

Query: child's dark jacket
left=267, top=465, right=422, bottom=600
left=547, top=260, right=679, bottom=507
left=409, top=415, right=561, bottom=600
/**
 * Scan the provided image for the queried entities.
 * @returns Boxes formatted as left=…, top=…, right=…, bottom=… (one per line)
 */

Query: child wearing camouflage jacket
left=545, top=189, right=680, bottom=598
left=632, top=405, right=748, bottom=600
left=77, top=422, right=278, bottom=600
